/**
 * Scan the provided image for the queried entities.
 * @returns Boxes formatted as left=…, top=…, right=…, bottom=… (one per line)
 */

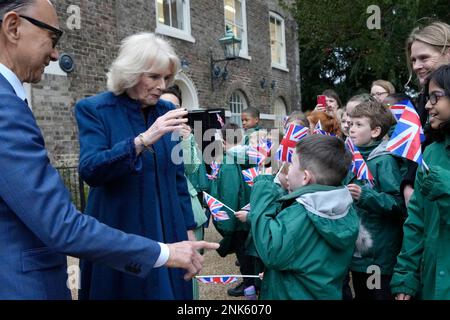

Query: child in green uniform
left=391, top=65, right=450, bottom=300
left=346, top=101, right=405, bottom=300
left=210, top=123, right=254, bottom=297
left=249, top=135, right=359, bottom=300
left=241, top=107, right=261, bottom=146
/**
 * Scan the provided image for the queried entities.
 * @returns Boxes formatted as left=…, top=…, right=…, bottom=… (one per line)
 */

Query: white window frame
left=227, top=90, right=248, bottom=126
left=155, top=0, right=195, bottom=43
left=224, top=0, right=250, bottom=60
left=273, top=97, right=287, bottom=128
left=269, top=12, right=288, bottom=72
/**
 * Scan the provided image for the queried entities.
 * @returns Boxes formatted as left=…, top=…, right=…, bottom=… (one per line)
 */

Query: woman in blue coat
left=75, top=33, right=196, bottom=300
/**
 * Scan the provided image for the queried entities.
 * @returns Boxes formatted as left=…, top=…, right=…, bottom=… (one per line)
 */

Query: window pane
left=235, top=0, right=243, bottom=27
left=270, top=18, right=276, bottom=39
left=170, top=0, right=178, bottom=28
left=276, top=21, right=283, bottom=43
left=157, top=0, right=165, bottom=24
left=270, top=15, right=285, bottom=66
left=229, top=91, right=247, bottom=126
left=273, top=98, right=287, bottom=129
left=270, top=18, right=278, bottom=63
left=158, top=0, right=186, bottom=30
left=162, top=0, right=171, bottom=26
left=224, top=0, right=235, bottom=22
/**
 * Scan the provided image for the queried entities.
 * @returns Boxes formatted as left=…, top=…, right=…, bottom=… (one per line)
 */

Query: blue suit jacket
left=0, top=74, right=161, bottom=300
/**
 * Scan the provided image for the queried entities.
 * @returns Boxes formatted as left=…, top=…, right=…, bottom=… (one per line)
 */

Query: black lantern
left=210, top=26, right=242, bottom=91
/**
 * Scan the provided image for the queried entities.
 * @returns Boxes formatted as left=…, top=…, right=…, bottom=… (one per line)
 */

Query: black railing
left=56, top=166, right=86, bottom=212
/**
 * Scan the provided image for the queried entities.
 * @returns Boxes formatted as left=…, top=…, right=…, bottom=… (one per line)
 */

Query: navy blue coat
left=0, top=75, right=161, bottom=300
left=75, top=92, right=196, bottom=300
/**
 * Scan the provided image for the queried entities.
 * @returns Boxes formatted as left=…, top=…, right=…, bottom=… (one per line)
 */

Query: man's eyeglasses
left=427, top=92, right=447, bottom=105
left=19, top=15, right=63, bottom=48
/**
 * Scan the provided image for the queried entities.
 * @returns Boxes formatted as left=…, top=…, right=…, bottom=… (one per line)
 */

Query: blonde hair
left=372, top=80, right=396, bottom=95
left=107, top=33, right=180, bottom=95
left=406, top=21, right=450, bottom=86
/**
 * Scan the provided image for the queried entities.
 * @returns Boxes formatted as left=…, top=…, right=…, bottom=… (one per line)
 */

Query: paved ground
left=199, top=222, right=243, bottom=300
left=68, top=221, right=242, bottom=300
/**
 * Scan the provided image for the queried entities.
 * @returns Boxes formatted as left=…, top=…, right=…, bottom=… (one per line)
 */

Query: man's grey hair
left=0, top=0, right=34, bottom=20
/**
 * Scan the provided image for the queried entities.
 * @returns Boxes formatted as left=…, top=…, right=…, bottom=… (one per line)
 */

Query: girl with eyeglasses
left=391, top=64, right=450, bottom=300
left=370, top=80, right=396, bottom=103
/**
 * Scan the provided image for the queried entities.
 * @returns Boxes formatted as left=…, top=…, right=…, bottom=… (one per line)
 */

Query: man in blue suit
left=0, top=0, right=218, bottom=300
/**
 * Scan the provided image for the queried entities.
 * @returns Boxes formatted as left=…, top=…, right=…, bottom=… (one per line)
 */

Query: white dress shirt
left=0, top=63, right=27, bottom=101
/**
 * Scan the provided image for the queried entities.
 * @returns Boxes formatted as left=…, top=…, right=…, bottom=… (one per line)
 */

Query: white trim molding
left=174, top=72, right=200, bottom=110
left=44, top=61, right=67, bottom=76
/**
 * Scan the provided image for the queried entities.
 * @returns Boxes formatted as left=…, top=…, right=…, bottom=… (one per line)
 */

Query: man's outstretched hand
left=165, top=241, right=220, bottom=280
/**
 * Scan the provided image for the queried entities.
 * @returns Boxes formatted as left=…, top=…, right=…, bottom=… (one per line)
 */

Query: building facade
left=30, top=0, right=301, bottom=167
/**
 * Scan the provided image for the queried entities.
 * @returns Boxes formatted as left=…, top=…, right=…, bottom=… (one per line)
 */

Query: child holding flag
left=249, top=135, right=358, bottom=299
left=209, top=123, right=255, bottom=297
left=346, top=101, right=405, bottom=300
left=391, top=65, right=450, bottom=300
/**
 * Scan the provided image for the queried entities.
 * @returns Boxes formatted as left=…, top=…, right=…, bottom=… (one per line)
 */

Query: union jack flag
left=387, top=102, right=424, bottom=165
left=216, top=114, right=225, bottom=128
left=276, top=124, right=309, bottom=163
left=242, top=168, right=259, bottom=187
left=313, top=121, right=336, bottom=136
left=389, top=100, right=409, bottom=122
left=196, top=276, right=238, bottom=284
left=345, top=138, right=374, bottom=186
left=206, top=161, right=221, bottom=180
left=241, top=203, right=251, bottom=212
left=203, top=192, right=230, bottom=221
left=256, top=137, right=273, bottom=157
left=247, top=147, right=266, bottom=166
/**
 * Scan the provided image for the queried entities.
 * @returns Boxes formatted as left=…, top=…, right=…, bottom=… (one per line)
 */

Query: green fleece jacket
left=182, top=134, right=208, bottom=238
left=391, top=135, right=450, bottom=299
left=347, top=140, right=405, bottom=275
left=249, top=176, right=359, bottom=300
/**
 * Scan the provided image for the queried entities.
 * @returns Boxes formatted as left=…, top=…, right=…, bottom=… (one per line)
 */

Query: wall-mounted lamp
left=59, top=53, right=75, bottom=73
left=180, top=57, right=190, bottom=71
left=210, top=26, right=242, bottom=91
left=260, top=78, right=267, bottom=89
left=271, top=80, right=277, bottom=90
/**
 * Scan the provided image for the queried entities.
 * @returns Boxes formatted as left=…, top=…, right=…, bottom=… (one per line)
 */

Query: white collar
left=0, top=63, right=27, bottom=101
